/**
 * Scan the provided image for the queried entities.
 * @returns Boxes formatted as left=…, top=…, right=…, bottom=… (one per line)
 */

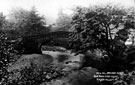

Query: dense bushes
left=5, top=63, right=98, bottom=85
left=0, top=32, right=19, bottom=84
left=4, top=63, right=66, bottom=85
left=69, top=5, right=135, bottom=71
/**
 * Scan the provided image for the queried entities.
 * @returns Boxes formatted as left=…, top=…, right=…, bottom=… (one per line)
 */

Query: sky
left=0, top=0, right=134, bottom=24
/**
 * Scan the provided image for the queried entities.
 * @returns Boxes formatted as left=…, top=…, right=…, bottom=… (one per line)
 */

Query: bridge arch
left=16, top=31, right=72, bottom=54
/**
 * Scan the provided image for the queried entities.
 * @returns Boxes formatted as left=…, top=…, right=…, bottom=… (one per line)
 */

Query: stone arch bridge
left=16, top=31, right=74, bottom=54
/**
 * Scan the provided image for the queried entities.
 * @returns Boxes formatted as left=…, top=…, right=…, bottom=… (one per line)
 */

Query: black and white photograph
left=0, top=0, right=135, bottom=85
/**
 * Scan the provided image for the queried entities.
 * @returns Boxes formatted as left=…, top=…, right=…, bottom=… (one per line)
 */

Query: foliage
left=69, top=5, right=135, bottom=71
left=8, top=7, right=50, bottom=36
left=42, top=67, right=98, bottom=85
left=2, top=63, right=67, bottom=85
left=0, top=13, right=7, bottom=29
left=0, top=12, right=21, bottom=85
left=82, top=49, right=107, bottom=70
left=0, top=14, right=20, bottom=39
left=3, top=30, right=20, bottom=39
left=113, top=71, right=135, bottom=85
left=0, top=32, right=19, bottom=84
left=3, top=64, right=98, bottom=85
left=55, top=10, right=72, bottom=31
left=70, top=5, right=134, bottom=53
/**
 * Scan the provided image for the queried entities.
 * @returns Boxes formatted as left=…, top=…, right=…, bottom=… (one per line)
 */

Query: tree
left=70, top=5, right=135, bottom=71
left=0, top=13, right=7, bottom=30
left=8, top=7, right=50, bottom=36
left=55, top=9, right=72, bottom=31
